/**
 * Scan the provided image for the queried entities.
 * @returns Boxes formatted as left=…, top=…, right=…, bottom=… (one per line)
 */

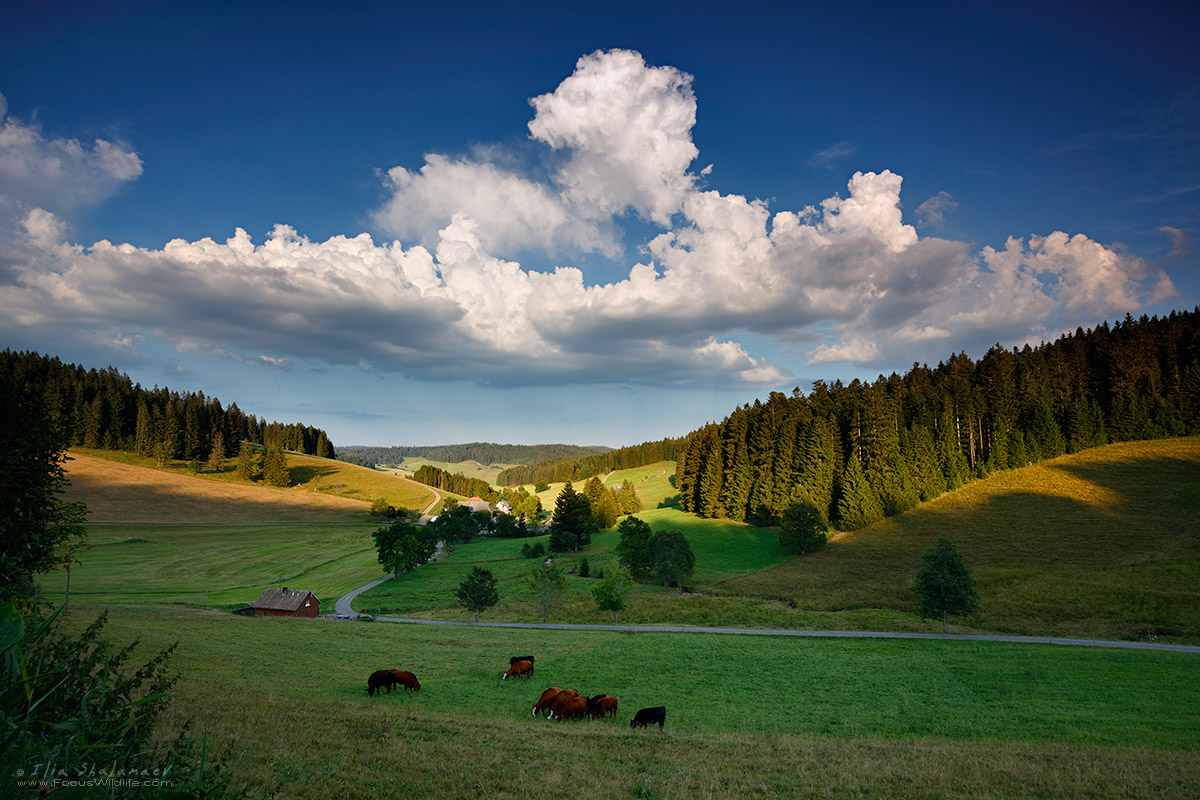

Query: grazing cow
left=392, top=670, right=421, bottom=692
left=591, top=696, right=618, bottom=719
left=367, top=669, right=399, bottom=697
left=532, top=687, right=563, bottom=717
left=509, top=655, right=535, bottom=668
left=503, top=659, right=534, bottom=680
left=630, top=706, right=666, bottom=729
left=584, top=694, right=607, bottom=715
left=547, top=689, right=580, bottom=719
left=554, top=695, right=588, bottom=722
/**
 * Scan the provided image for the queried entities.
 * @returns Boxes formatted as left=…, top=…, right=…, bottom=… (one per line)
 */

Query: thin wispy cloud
left=806, top=140, right=858, bottom=171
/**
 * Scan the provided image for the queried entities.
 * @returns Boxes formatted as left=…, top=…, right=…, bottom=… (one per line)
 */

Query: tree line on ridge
left=676, top=310, right=1200, bottom=529
left=0, top=350, right=335, bottom=465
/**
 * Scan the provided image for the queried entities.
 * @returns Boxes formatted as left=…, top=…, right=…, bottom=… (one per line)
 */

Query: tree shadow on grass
left=289, top=464, right=340, bottom=484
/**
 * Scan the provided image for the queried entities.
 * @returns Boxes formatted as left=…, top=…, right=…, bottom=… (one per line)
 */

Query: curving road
left=333, top=577, right=1200, bottom=654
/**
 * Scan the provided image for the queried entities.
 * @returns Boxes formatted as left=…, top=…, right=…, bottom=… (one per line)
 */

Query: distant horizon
left=3, top=2, right=1197, bottom=448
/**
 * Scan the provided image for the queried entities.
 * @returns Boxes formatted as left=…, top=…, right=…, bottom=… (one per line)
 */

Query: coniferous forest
left=496, top=437, right=690, bottom=486
left=337, top=443, right=609, bottom=469
left=674, top=310, right=1200, bottom=528
left=0, top=350, right=336, bottom=463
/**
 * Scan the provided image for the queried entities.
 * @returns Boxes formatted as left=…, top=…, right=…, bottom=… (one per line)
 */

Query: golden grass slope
left=716, top=437, right=1200, bottom=641
left=61, top=450, right=435, bottom=524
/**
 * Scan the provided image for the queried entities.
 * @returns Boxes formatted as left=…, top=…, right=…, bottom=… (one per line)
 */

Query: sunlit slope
left=716, top=437, right=1200, bottom=641
left=63, top=451, right=372, bottom=523
left=63, top=449, right=437, bottom=522
left=46, top=450, right=435, bottom=607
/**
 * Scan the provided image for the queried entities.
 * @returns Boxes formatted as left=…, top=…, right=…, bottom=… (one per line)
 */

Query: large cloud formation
left=0, top=52, right=1177, bottom=387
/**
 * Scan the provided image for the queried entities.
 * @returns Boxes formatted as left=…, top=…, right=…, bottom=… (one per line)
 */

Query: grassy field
left=715, top=438, right=1200, bottom=642
left=31, top=440, right=1200, bottom=797
left=356, top=508, right=786, bottom=623
left=52, top=602, right=1200, bottom=799
left=38, top=523, right=380, bottom=608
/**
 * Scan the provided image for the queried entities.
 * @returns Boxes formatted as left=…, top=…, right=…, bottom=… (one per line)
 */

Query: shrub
left=0, top=602, right=244, bottom=798
left=647, top=530, right=695, bottom=587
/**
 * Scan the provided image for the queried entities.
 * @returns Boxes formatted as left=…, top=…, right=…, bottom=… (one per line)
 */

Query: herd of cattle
left=367, top=655, right=667, bottom=730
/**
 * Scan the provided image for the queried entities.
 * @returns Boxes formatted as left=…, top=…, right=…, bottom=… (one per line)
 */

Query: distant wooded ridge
left=0, top=350, right=336, bottom=462
left=495, top=437, right=690, bottom=486
left=336, top=443, right=610, bottom=469
left=496, top=310, right=1200, bottom=524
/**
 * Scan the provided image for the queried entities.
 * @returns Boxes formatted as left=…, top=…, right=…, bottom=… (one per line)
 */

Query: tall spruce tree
left=836, top=452, right=883, bottom=530
left=548, top=482, right=594, bottom=552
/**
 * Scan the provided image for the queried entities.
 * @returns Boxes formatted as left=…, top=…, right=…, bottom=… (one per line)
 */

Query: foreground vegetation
left=51, top=603, right=1200, bottom=799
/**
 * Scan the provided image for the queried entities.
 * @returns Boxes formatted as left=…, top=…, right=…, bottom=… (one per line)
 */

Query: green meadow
left=29, top=438, right=1200, bottom=797
left=54, top=602, right=1200, bottom=799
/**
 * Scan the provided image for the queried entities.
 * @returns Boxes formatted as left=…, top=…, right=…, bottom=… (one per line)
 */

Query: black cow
left=367, top=669, right=398, bottom=697
left=510, top=655, right=535, bottom=667
left=630, top=706, right=666, bottom=729
left=585, top=694, right=608, bottom=715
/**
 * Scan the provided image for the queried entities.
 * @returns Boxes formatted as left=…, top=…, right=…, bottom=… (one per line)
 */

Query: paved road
left=333, top=577, right=1200, bottom=654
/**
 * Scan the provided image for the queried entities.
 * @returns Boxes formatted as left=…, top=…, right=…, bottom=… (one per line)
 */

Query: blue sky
left=2, top=0, right=1197, bottom=448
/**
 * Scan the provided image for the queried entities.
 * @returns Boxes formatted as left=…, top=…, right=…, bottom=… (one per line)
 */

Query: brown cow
left=503, top=659, right=534, bottom=680
left=554, top=695, right=588, bottom=722
left=532, top=687, right=562, bottom=717
left=392, top=670, right=420, bottom=692
left=590, top=696, right=618, bottom=719
left=547, top=689, right=580, bottom=719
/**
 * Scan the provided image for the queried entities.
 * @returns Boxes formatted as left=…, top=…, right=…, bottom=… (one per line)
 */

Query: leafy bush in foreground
left=0, top=602, right=245, bottom=798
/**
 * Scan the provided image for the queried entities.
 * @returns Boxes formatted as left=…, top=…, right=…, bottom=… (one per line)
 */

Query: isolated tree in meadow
left=427, top=502, right=479, bottom=544
left=527, top=561, right=567, bottom=622
left=615, top=515, right=654, bottom=575
left=548, top=482, right=594, bottom=552
left=591, top=564, right=634, bottom=623
left=647, top=529, right=695, bottom=588
left=913, top=538, right=980, bottom=633
left=778, top=501, right=828, bottom=554
left=0, top=383, right=87, bottom=606
left=457, top=567, right=499, bottom=622
left=370, top=496, right=397, bottom=519
left=373, top=521, right=437, bottom=576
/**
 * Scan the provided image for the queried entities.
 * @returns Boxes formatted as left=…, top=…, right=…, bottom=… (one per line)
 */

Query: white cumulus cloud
left=0, top=54, right=1181, bottom=391
left=0, top=92, right=142, bottom=214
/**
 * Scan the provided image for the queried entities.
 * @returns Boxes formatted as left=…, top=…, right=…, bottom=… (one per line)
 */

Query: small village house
left=252, top=587, right=320, bottom=618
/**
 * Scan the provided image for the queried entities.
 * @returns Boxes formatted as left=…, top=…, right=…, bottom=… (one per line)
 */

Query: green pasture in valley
left=38, top=523, right=381, bottom=609
left=355, top=508, right=787, bottom=623
left=55, top=603, right=1200, bottom=800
